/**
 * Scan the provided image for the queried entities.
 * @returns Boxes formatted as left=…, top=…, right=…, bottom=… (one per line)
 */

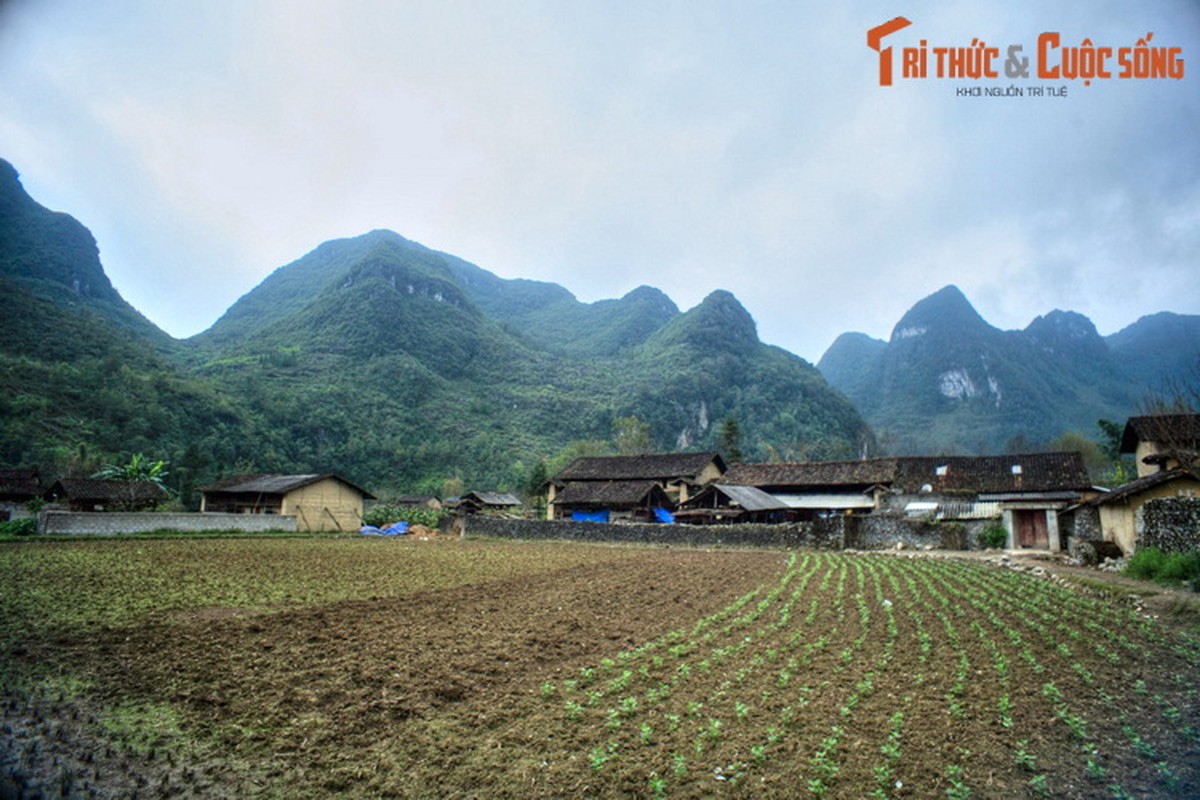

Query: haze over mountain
left=0, top=158, right=867, bottom=501
left=817, top=285, right=1200, bottom=454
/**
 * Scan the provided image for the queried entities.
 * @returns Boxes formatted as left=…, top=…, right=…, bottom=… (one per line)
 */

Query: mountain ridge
left=0, top=158, right=868, bottom=498
left=817, top=285, right=1200, bottom=454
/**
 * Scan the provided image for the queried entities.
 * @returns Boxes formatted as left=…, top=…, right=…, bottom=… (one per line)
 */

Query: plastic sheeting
left=360, top=521, right=410, bottom=535
left=571, top=510, right=610, bottom=523
left=653, top=507, right=675, bottom=524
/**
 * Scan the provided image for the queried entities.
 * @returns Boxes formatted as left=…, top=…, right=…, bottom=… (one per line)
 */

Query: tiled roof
left=1121, top=414, right=1200, bottom=453
left=723, top=452, right=1090, bottom=495
left=1091, top=468, right=1199, bottom=506
left=722, top=459, right=898, bottom=488
left=48, top=478, right=167, bottom=502
left=891, top=453, right=1091, bottom=494
left=553, top=452, right=723, bottom=482
left=0, top=469, right=41, bottom=498
left=201, top=473, right=374, bottom=498
left=463, top=491, right=522, bottom=507
left=555, top=480, right=665, bottom=506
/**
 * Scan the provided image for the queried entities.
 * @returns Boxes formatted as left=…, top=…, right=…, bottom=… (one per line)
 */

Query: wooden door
left=1015, top=510, right=1048, bottom=548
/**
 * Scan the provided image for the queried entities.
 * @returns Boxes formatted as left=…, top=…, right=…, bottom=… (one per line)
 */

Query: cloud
left=0, top=0, right=1197, bottom=361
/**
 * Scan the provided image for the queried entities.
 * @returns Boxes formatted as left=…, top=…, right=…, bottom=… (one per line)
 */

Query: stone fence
left=464, top=514, right=986, bottom=551
left=1139, top=497, right=1200, bottom=554
left=37, top=510, right=297, bottom=536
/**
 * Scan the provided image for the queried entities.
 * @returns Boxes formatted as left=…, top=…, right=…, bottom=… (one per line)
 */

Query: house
left=722, top=452, right=1094, bottom=551
left=453, top=491, right=523, bottom=514
left=200, top=473, right=374, bottom=532
left=676, top=484, right=791, bottom=524
left=389, top=495, right=443, bottom=511
left=888, top=454, right=1095, bottom=550
left=552, top=481, right=673, bottom=523
left=0, top=468, right=43, bottom=520
left=1120, top=413, right=1200, bottom=478
left=1091, top=468, right=1200, bottom=555
left=44, top=477, right=168, bottom=512
left=546, top=452, right=725, bottom=521
left=720, top=460, right=894, bottom=519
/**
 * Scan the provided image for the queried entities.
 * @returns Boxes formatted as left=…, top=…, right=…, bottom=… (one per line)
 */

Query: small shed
left=200, top=473, right=375, bottom=532
left=454, top=491, right=523, bottom=514
left=44, top=478, right=167, bottom=512
left=390, top=495, right=443, bottom=511
left=677, top=484, right=791, bottom=524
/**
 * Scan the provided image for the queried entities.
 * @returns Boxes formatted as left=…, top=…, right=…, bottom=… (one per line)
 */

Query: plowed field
left=2, top=537, right=1198, bottom=798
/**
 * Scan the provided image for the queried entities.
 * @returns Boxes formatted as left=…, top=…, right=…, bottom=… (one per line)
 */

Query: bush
left=979, top=525, right=1008, bottom=551
left=978, top=524, right=1008, bottom=549
left=1125, top=547, right=1167, bottom=580
left=1125, top=547, right=1200, bottom=590
left=362, top=504, right=449, bottom=529
left=0, top=518, right=37, bottom=536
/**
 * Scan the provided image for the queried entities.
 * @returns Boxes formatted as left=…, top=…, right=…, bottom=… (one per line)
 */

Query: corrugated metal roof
left=774, top=493, right=876, bottom=510
left=712, top=484, right=791, bottom=512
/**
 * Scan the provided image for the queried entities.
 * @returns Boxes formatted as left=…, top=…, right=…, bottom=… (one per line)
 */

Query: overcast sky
left=1, top=0, right=1197, bottom=362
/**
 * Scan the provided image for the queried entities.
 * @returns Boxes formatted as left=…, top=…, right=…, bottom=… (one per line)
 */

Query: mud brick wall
left=463, top=516, right=846, bottom=549
left=38, top=511, right=298, bottom=535
left=1139, top=498, right=1200, bottom=554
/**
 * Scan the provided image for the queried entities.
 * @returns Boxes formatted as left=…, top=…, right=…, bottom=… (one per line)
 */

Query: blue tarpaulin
left=360, top=521, right=409, bottom=535
left=653, top=507, right=675, bottom=524
left=572, top=510, right=610, bottom=523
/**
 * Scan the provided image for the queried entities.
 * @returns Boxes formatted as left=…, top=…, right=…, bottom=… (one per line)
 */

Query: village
left=3, top=412, right=1197, bottom=562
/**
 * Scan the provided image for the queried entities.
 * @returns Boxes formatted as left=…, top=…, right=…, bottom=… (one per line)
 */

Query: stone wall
left=1139, top=497, right=1200, bottom=553
left=463, top=516, right=846, bottom=549
left=38, top=511, right=298, bottom=536
left=464, top=514, right=982, bottom=551
left=849, top=516, right=980, bottom=550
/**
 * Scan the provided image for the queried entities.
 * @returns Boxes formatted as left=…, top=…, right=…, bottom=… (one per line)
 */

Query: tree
left=92, top=453, right=171, bottom=510
left=612, top=416, right=653, bottom=455
left=718, top=416, right=743, bottom=463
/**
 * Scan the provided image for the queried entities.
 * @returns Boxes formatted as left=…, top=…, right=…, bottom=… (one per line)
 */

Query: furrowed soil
left=1, top=538, right=1198, bottom=799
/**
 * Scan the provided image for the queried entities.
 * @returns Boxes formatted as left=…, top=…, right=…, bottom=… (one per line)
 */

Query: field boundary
left=37, top=509, right=298, bottom=535
left=463, top=514, right=981, bottom=550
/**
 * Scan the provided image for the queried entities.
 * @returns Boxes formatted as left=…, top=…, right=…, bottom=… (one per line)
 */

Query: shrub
left=1125, top=547, right=1200, bottom=590
left=1125, top=547, right=1166, bottom=580
left=0, top=518, right=37, bottom=536
left=362, top=504, right=449, bottom=529
left=978, top=525, right=1008, bottom=549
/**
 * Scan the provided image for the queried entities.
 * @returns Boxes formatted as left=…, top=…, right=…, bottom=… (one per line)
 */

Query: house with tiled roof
left=453, top=491, right=523, bottom=514
left=200, top=473, right=374, bottom=532
left=44, top=477, right=169, bottom=512
left=546, top=452, right=725, bottom=521
left=0, top=468, right=43, bottom=520
left=1120, top=413, right=1200, bottom=478
left=723, top=452, right=1095, bottom=550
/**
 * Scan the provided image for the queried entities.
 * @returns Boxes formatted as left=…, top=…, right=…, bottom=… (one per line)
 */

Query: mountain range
left=3, top=156, right=1197, bottom=503
left=817, top=285, right=1200, bottom=454
left=0, top=158, right=866, bottom=502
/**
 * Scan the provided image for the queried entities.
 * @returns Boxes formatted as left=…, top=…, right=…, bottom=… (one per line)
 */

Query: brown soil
left=2, top=543, right=1197, bottom=799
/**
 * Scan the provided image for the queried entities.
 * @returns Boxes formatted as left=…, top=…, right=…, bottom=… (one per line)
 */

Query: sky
left=1, top=0, right=1197, bottom=362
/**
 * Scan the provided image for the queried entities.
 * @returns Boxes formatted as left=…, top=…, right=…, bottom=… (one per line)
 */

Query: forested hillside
left=0, top=159, right=869, bottom=504
left=817, top=285, right=1200, bottom=454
